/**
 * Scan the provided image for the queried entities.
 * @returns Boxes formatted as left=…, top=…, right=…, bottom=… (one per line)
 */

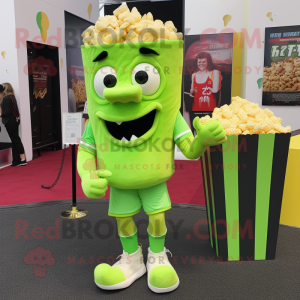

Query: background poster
left=65, top=11, right=93, bottom=112
left=183, top=34, right=233, bottom=133
left=32, top=64, right=48, bottom=99
left=263, top=25, right=300, bottom=106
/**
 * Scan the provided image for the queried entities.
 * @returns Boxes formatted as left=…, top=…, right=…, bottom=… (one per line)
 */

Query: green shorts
left=108, top=182, right=171, bottom=217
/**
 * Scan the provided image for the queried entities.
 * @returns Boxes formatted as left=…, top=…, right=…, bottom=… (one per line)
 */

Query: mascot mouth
left=105, top=110, right=157, bottom=142
left=98, top=107, right=161, bottom=148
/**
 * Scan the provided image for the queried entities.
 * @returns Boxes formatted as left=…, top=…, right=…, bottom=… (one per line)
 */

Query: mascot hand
left=82, top=170, right=112, bottom=199
left=193, top=117, right=227, bottom=147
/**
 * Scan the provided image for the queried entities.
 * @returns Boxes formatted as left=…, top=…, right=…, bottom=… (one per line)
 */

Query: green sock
left=119, top=232, right=138, bottom=254
left=148, top=232, right=166, bottom=253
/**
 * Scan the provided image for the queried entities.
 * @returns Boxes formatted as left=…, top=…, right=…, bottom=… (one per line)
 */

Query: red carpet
left=0, top=147, right=205, bottom=206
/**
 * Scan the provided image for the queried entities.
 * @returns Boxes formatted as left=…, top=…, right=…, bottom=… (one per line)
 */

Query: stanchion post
left=72, top=144, right=77, bottom=208
left=61, top=144, right=88, bottom=219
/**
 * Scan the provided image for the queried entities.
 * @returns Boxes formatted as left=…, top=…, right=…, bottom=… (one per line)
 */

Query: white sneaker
left=94, top=245, right=146, bottom=290
left=147, top=247, right=180, bottom=293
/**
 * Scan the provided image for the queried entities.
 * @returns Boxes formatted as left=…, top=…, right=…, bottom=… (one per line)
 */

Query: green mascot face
left=81, top=40, right=183, bottom=189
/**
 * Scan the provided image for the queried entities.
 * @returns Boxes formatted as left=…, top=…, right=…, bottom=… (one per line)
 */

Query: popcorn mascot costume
left=78, top=6, right=226, bottom=294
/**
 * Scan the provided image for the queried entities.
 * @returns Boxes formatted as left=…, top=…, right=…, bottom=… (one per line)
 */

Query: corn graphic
left=87, top=3, right=92, bottom=20
left=223, top=14, right=232, bottom=27
left=36, top=12, right=49, bottom=43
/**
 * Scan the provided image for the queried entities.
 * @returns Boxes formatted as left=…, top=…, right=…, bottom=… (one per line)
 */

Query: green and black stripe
left=201, top=133, right=290, bottom=261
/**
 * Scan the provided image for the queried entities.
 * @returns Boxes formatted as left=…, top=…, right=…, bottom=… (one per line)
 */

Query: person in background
left=190, top=52, right=222, bottom=110
left=189, top=52, right=222, bottom=134
left=0, top=83, right=27, bottom=166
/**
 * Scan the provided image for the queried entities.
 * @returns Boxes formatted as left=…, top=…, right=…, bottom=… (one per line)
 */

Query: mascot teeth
left=121, top=137, right=128, bottom=142
left=116, top=122, right=122, bottom=125
left=130, top=135, right=138, bottom=141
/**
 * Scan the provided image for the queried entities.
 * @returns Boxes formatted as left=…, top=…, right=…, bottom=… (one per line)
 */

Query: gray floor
left=0, top=199, right=299, bottom=300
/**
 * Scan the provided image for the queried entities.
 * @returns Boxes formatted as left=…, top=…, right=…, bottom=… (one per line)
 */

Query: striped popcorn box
left=201, top=133, right=291, bottom=261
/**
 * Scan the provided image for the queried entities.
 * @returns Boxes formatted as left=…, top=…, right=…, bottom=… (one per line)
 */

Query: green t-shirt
left=79, top=112, right=192, bottom=154
left=79, top=120, right=96, bottom=155
left=173, top=111, right=193, bottom=143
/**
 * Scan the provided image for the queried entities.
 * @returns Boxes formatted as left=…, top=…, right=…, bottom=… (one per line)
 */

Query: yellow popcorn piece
left=257, top=110, right=269, bottom=120
left=120, top=22, right=130, bottom=30
left=242, top=130, right=250, bottom=135
left=250, top=103, right=259, bottom=109
left=212, top=111, right=221, bottom=120
left=247, top=107, right=259, bottom=117
left=102, top=33, right=112, bottom=44
left=247, top=116, right=255, bottom=123
left=255, top=115, right=264, bottom=123
left=119, top=10, right=131, bottom=21
left=124, top=16, right=136, bottom=25
left=91, top=29, right=99, bottom=38
left=225, top=128, right=242, bottom=136
left=237, top=108, right=248, bottom=123
left=127, top=24, right=136, bottom=32
left=264, top=108, right=274, bottom=118
left=165, top=21, right=177, bottom=32
left=267, top=130, right=278, bottom=134
left=238, top=124, right=247, bottom=132
left=81, top=26, right=94, bottom=37
left=83, top=36, right=92, bottom=44
left=82, top=31, right=91, bottom=38
left=222, top=107, right=233, bottom=119
left=169, top=32, right=180, bottom=40
left=270, top=116, right=282, bottom=124
left=242, top=105, right=252, bottom=114
left=218, top=118, right=231, bottom=129
left=141, top=14, right=147, bottom=20
left=126, top=29, right=137, bottom=40
left=229, top=102, right=242, bottom=114
left=252, top=123, right=264, bottom=134
left=135, top=22, right=147, bottom=34
left=147, top=12, right=154, bottom=21
left=108, top=16, right=119, bottom=28
left=155, top=19, right=164, bottom=27
left=262, top=122, right=273, bottom=133
left=285, top=126, right=292, bottom=133
left=141, top=32, right=155, bottom=42
left=131, top=7, right=142, bottom=22
left=230, top=115, right=240, bottom=126
left=113, top=3, right=129, bottom=17
left=95, top=21, right=107, bottom=31
left=98, top=17, right=110, bottom=27
left=246, top=122, right=255, bottom=130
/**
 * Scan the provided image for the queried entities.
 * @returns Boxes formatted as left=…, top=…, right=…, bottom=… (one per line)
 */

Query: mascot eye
left=132, top=63, right=160, bottom=96
left=94, top=66, right=117, bottom=99
left=103, top=75, right=117, bottom=88
left=135, top=71, right=148, bottom=84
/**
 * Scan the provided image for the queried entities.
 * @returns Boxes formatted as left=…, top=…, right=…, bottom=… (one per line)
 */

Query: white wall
left=185, top=0, right=248, bottom=36
left=13, top=0, right=98, bottom=160
left=0, top=1, right=19, bottom=143
left=245, top=0, right=300, bottom=130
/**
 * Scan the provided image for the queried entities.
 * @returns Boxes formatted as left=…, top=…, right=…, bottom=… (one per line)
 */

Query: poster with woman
left=183, top=33, right=233, bottom=133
